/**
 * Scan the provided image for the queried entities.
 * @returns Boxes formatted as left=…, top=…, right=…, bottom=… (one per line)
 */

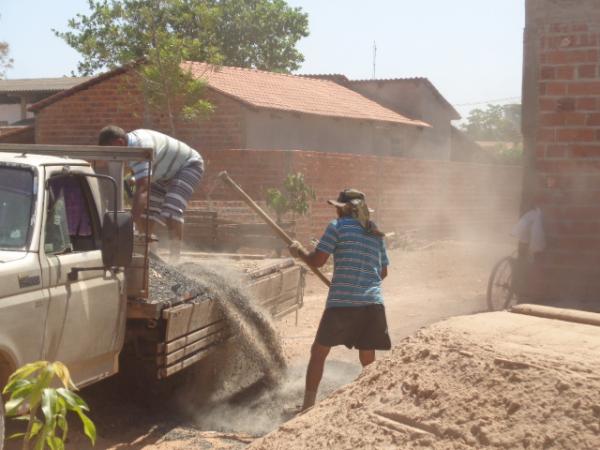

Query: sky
left=0, top=0, right=525, bottom=119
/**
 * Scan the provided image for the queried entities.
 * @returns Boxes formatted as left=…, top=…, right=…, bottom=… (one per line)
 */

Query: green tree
left=55, top=0, right=309, bottom=75
left=0, top=41, right=11, bottom=79
left=461, top=104, right=522, bottom=145
left=0, top=15, right=13, bottom=79
left=266, top=172, right=316, bottom=224
left=133, top=5, right=213, bottom=135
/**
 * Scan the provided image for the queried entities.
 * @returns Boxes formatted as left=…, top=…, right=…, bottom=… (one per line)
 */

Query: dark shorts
left=315, top=304, right=392, bottom=350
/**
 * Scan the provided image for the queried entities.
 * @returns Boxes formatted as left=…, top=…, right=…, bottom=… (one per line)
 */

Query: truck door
left=40, top=171, right=125, bottom=387
left=0, top=165, right=47, bottom=379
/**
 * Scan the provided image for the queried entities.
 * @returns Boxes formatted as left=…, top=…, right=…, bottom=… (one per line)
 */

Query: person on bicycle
left=512, top=194, right=546, bottom=300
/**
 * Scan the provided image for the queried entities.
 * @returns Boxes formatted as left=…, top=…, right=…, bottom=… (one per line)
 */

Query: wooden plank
left=259, top=288, right=303, bottom=311
left=160, top=329, right=231, bottom=366
left=126, top=300, right=163, bottom=320
left=249, top=266, right=301, bottom=300
left=246, top=259, right=295, bottom=279
left=158, top=320, right=228, bottom=353
left=511, top=304, right=600, bottom=327
left=163, top=298, right=224, bottom=342
left=158, top=335, right=234, bottom=378
left=159, top=347, right=212, bottom=378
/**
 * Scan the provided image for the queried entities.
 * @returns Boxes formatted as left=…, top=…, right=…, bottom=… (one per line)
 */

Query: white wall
left=349, top=81, right=455, bottom=160
left=244, top=109, right=416, bottom=157
left=0, top=104, right=32, bottom=125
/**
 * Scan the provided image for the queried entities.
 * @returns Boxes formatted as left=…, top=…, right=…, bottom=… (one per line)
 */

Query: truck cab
left=0, top=152, right=125, bottom=389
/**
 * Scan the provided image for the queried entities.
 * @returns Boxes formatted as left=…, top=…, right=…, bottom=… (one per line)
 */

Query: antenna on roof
left=372, top=41, right=377, bottom=79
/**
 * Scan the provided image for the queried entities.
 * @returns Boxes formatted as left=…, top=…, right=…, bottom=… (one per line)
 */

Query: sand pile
left=250, top=311, right=600, bottom=449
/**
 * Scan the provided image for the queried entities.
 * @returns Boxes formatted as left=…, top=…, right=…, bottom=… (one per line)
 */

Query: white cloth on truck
left=512, top=207, right=546, bottom=253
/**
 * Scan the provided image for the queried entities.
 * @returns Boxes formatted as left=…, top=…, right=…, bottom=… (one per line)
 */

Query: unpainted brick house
left=346, top=78, right=461, bottom=160
left=0, top=77, right=91, bottom=143
left=29, top=63, right=431, bottom=157
left=523, top=0, right=600, bottom=304
left=305, top=74, right=463, bottom=160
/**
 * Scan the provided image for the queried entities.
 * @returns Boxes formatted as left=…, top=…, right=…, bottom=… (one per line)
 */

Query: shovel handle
left=218, top=171, right=331, bottom=287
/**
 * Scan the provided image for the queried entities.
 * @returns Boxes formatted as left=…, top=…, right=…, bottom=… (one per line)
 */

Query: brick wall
left=35, top=73, right=144, bottom=145
left=192, top=148, right=522, bottom=245
left=524, top=0, right=600, bottom=302
left=34, top=72, right=246, bottom=150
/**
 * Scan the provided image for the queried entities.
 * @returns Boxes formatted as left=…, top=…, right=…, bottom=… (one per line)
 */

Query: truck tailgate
left=126, top=255, right=304, bottom=379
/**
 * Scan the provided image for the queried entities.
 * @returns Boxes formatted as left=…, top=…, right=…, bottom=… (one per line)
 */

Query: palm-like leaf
left=2, top=360, right=96, bottom=449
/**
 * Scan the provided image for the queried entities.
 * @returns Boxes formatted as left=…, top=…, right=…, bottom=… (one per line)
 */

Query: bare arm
left=381, top=265, right=388, bottom=280
left=302, top=249, right=330, bottom=268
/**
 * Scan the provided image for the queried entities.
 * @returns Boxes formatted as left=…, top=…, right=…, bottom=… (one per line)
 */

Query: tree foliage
left=54, top=0, right=307, bottom=135
left=55, top=0, right=309, bottom=75
left=132, top=5, right=213, bottom=135
left=3, top=361, right=96, bottom=450
left=0, top=41, right=11, bottom=79
left=0, top=15, right=13, bottom=79
left=266, top=172, right=316, bottom=223
left=461, top=104, right=522, bottom=144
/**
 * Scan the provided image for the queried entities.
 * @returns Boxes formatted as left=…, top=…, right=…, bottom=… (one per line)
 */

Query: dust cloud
left=148, top=254, right=296, bottom=435
left=149, top=254, right=286, bottom=384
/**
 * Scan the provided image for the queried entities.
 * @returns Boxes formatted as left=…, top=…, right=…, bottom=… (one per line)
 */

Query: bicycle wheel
left=487, top=256, right=516, bottom=311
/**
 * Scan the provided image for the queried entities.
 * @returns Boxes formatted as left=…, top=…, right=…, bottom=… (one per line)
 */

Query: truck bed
left=124, top=252, right=305, bottom=379
left=127, top=254, right=304, bottom=319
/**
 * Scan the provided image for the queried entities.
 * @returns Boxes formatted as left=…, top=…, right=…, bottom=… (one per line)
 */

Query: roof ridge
left=350, top=77, right=428, bottom=83
left=184, top=61, right=346, bottom=86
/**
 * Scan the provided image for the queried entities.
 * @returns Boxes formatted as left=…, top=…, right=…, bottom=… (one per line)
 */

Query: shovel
left=218, top=171, right=331, bottom=287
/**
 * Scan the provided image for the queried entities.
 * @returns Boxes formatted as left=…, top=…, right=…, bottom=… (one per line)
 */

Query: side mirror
left=102, top=211, right=133, bottom=267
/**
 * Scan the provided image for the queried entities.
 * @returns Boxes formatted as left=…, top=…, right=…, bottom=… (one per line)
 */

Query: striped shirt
left=127, top=129, right=203, bottom=183
left=316, top=217, right=389, bottom=308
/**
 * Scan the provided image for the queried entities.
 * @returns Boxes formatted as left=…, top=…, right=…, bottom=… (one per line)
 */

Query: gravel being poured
left=148, top=254, right=287, bottom=389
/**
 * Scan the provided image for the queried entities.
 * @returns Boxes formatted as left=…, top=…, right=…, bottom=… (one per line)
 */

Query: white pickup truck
left=0, top=144, right=305, bottom=446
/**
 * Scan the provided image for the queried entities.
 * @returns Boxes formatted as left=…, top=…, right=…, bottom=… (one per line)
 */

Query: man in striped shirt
left=289, top=189, right=391, bottom=411
left=99, top=126, right=204, bottom=260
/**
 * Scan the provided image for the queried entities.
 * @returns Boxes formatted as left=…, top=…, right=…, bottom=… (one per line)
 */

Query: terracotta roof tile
left=184, top=63, right=429, bottom=127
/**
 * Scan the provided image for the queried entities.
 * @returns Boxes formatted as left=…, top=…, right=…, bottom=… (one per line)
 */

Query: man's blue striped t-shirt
left=316, top=217, right=389, bottom=308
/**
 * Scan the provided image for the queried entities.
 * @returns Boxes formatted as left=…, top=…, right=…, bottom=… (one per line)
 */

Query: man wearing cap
left=289, top=189, right=391, bottom=411
left=98, top=126, right=204, bottom=261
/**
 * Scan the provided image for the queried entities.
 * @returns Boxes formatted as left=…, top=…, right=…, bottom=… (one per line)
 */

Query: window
left=0, top=166, right=35, bottom=250
left=44, top=175, right=101, bottom=254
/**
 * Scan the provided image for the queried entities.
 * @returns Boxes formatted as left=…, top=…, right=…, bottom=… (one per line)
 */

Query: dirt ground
left=3, top=239, right=514, bottom=450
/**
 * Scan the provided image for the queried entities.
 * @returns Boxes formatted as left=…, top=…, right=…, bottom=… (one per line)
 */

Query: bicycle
left=486, top=253, right=525, bottom=311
